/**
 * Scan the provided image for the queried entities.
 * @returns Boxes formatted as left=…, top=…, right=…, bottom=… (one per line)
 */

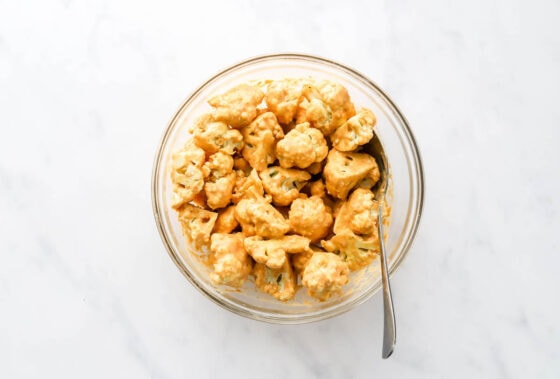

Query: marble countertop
left=1, top=0, right=559, bottom=377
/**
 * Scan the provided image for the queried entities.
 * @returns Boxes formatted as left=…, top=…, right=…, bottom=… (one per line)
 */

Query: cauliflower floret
left=172, top=166, right=205, bottom=209
left=296, top=84, right=333, bottom=136
left=302, top=252, right=349, bottom=301
left=321, top=189, right=384, bottom=271
left=209, top=233, right=252, bottom=288
left=304, top=179, right=337, bottom=209
left=171, top=140, right=206, bottom=209
left=191, top=114, right=244, bottom=154
left=201, top=152, right=236, bottom=210
left=291, top=250, right=314, bottom=274
left=202, top=151, right=234, bottom=180
left=244, top=235, right=312, bottom=269
left=234, top=197, right=289, bottom=238
left=208, top=83, right=264, bottom=128
left=204, top=172, right=236, bottom=209
left=213, top=205, right=239, bottom=233
left=253, top=261, right=297, bottom=301
left=309, top=179, right=326, bottom=198
left=316, top=80, right=356, bottom=130
left=306, top=161, right=323, bottom=175
left=191, top=191, right=208, bottom=209
left=331, top=108, right=376, bottom=152
left=241, top=112, right=284, bottom=171
left=321, top=230, right=379, bottom=271
left=232, top=168, right=264, bottom=204
left=356, top=166, right=381, bottom=190
left=276, top=122, right=328, bottom=169
left=289, top=196, right=333, bottom=242
left=334, top=188, right=379, bottom=236
left=323, top=149, right=379, bottom=199
left=172, top=139, right=206, bottom=168
left=233, top=156, right=251, bottom=172
left=176, top=204, right=218, bottom=251
left=259, top=167, right=311, bottom=206
left=265, top=78, right=308, bottom=124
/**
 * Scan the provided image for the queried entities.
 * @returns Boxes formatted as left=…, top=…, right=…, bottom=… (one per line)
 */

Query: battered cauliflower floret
left=309, top=179, right=326, bottom=198
left=204, top=173, right=236, bottom=210
left=172, top=165, right=205, bottom=209
left=296, top=84, right=333, bottom=136
left=234, top=197, right=289, bottom=238
left=191, top=114, right=244, bottom=154
left=265, top=78, right=308, bottom=124
left=276, top=122, right=329, bottom=169
left=233, top=156, right=251, bottom=172
left=323, top=149, right=379, bottom=199
left=302, top=252, right=349, bottom=301
left=334, top=188, right=379, bottom=236
left=289, top=196, right=333, bottom=242
left=321, top=230, right=379, bottom=271
left=241, top=112, right=284, bottom=171
left=306, top=161, right=323, bottom=175
left=253, top=261, right=297, bottom=301
left=202, top=151, right=234, bottom=180
left=191, top=191, right=208, bottom=209
left=316, top=80, right=356, bottom=130
left=331, top=108, right=376, bottom=152
left=213, top=205, right=239, bottom=233
left=171, top=140, right=206, bottom=209
left=202, top=152, right=236, bottom=210
left=208, top=83, right=264, bottom=128
left=321, top=190, right=383, bottom=271
left=259, top=167, right=311, bottom=206
left=232, top=168, right=264, bottom=203
left=356, top=166, right=381, bottom=190
left=176, top=204, right=218, bottom=251
left=172, top=139, right=206, bottom=168
left=291, top=251, right=312, bottom=275
left=244, top=235, right=312, bottom=269
left=209, top=233, right=252, bottom=288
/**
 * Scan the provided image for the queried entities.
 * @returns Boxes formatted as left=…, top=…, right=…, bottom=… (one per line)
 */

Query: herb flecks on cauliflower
left=259, top=167, right=311, bottom=206
left=191, top=114, right=243, bottom=154
left=331, top=108, right=376, bottom=152
left=323, top=149, right=379, bottom=199
left=253, top=261, right=297, bottom=301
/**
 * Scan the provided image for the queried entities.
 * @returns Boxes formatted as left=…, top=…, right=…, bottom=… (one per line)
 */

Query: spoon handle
left=378, top=206, right=396, bottom=358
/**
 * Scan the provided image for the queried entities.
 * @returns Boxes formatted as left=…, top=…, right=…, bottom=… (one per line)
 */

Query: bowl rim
left=152, top=53, right=425, bottom=324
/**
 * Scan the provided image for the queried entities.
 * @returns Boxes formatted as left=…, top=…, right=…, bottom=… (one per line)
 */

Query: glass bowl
left=152, top=54, right=424, bottom=324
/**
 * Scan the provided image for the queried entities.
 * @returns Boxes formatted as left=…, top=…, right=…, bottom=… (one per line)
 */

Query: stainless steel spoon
left=367, top=131, right=396, bottom=359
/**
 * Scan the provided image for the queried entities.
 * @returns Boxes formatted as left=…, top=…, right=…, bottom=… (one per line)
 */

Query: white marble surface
left=1, top=0, right=559, bottom=377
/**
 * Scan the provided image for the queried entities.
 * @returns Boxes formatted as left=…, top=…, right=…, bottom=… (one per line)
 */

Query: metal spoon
left=367, top=131, right=396, bottom=359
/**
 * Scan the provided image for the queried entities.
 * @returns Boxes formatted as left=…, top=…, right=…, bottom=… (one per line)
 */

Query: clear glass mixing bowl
left=152, top=54, right=424, bottom=323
